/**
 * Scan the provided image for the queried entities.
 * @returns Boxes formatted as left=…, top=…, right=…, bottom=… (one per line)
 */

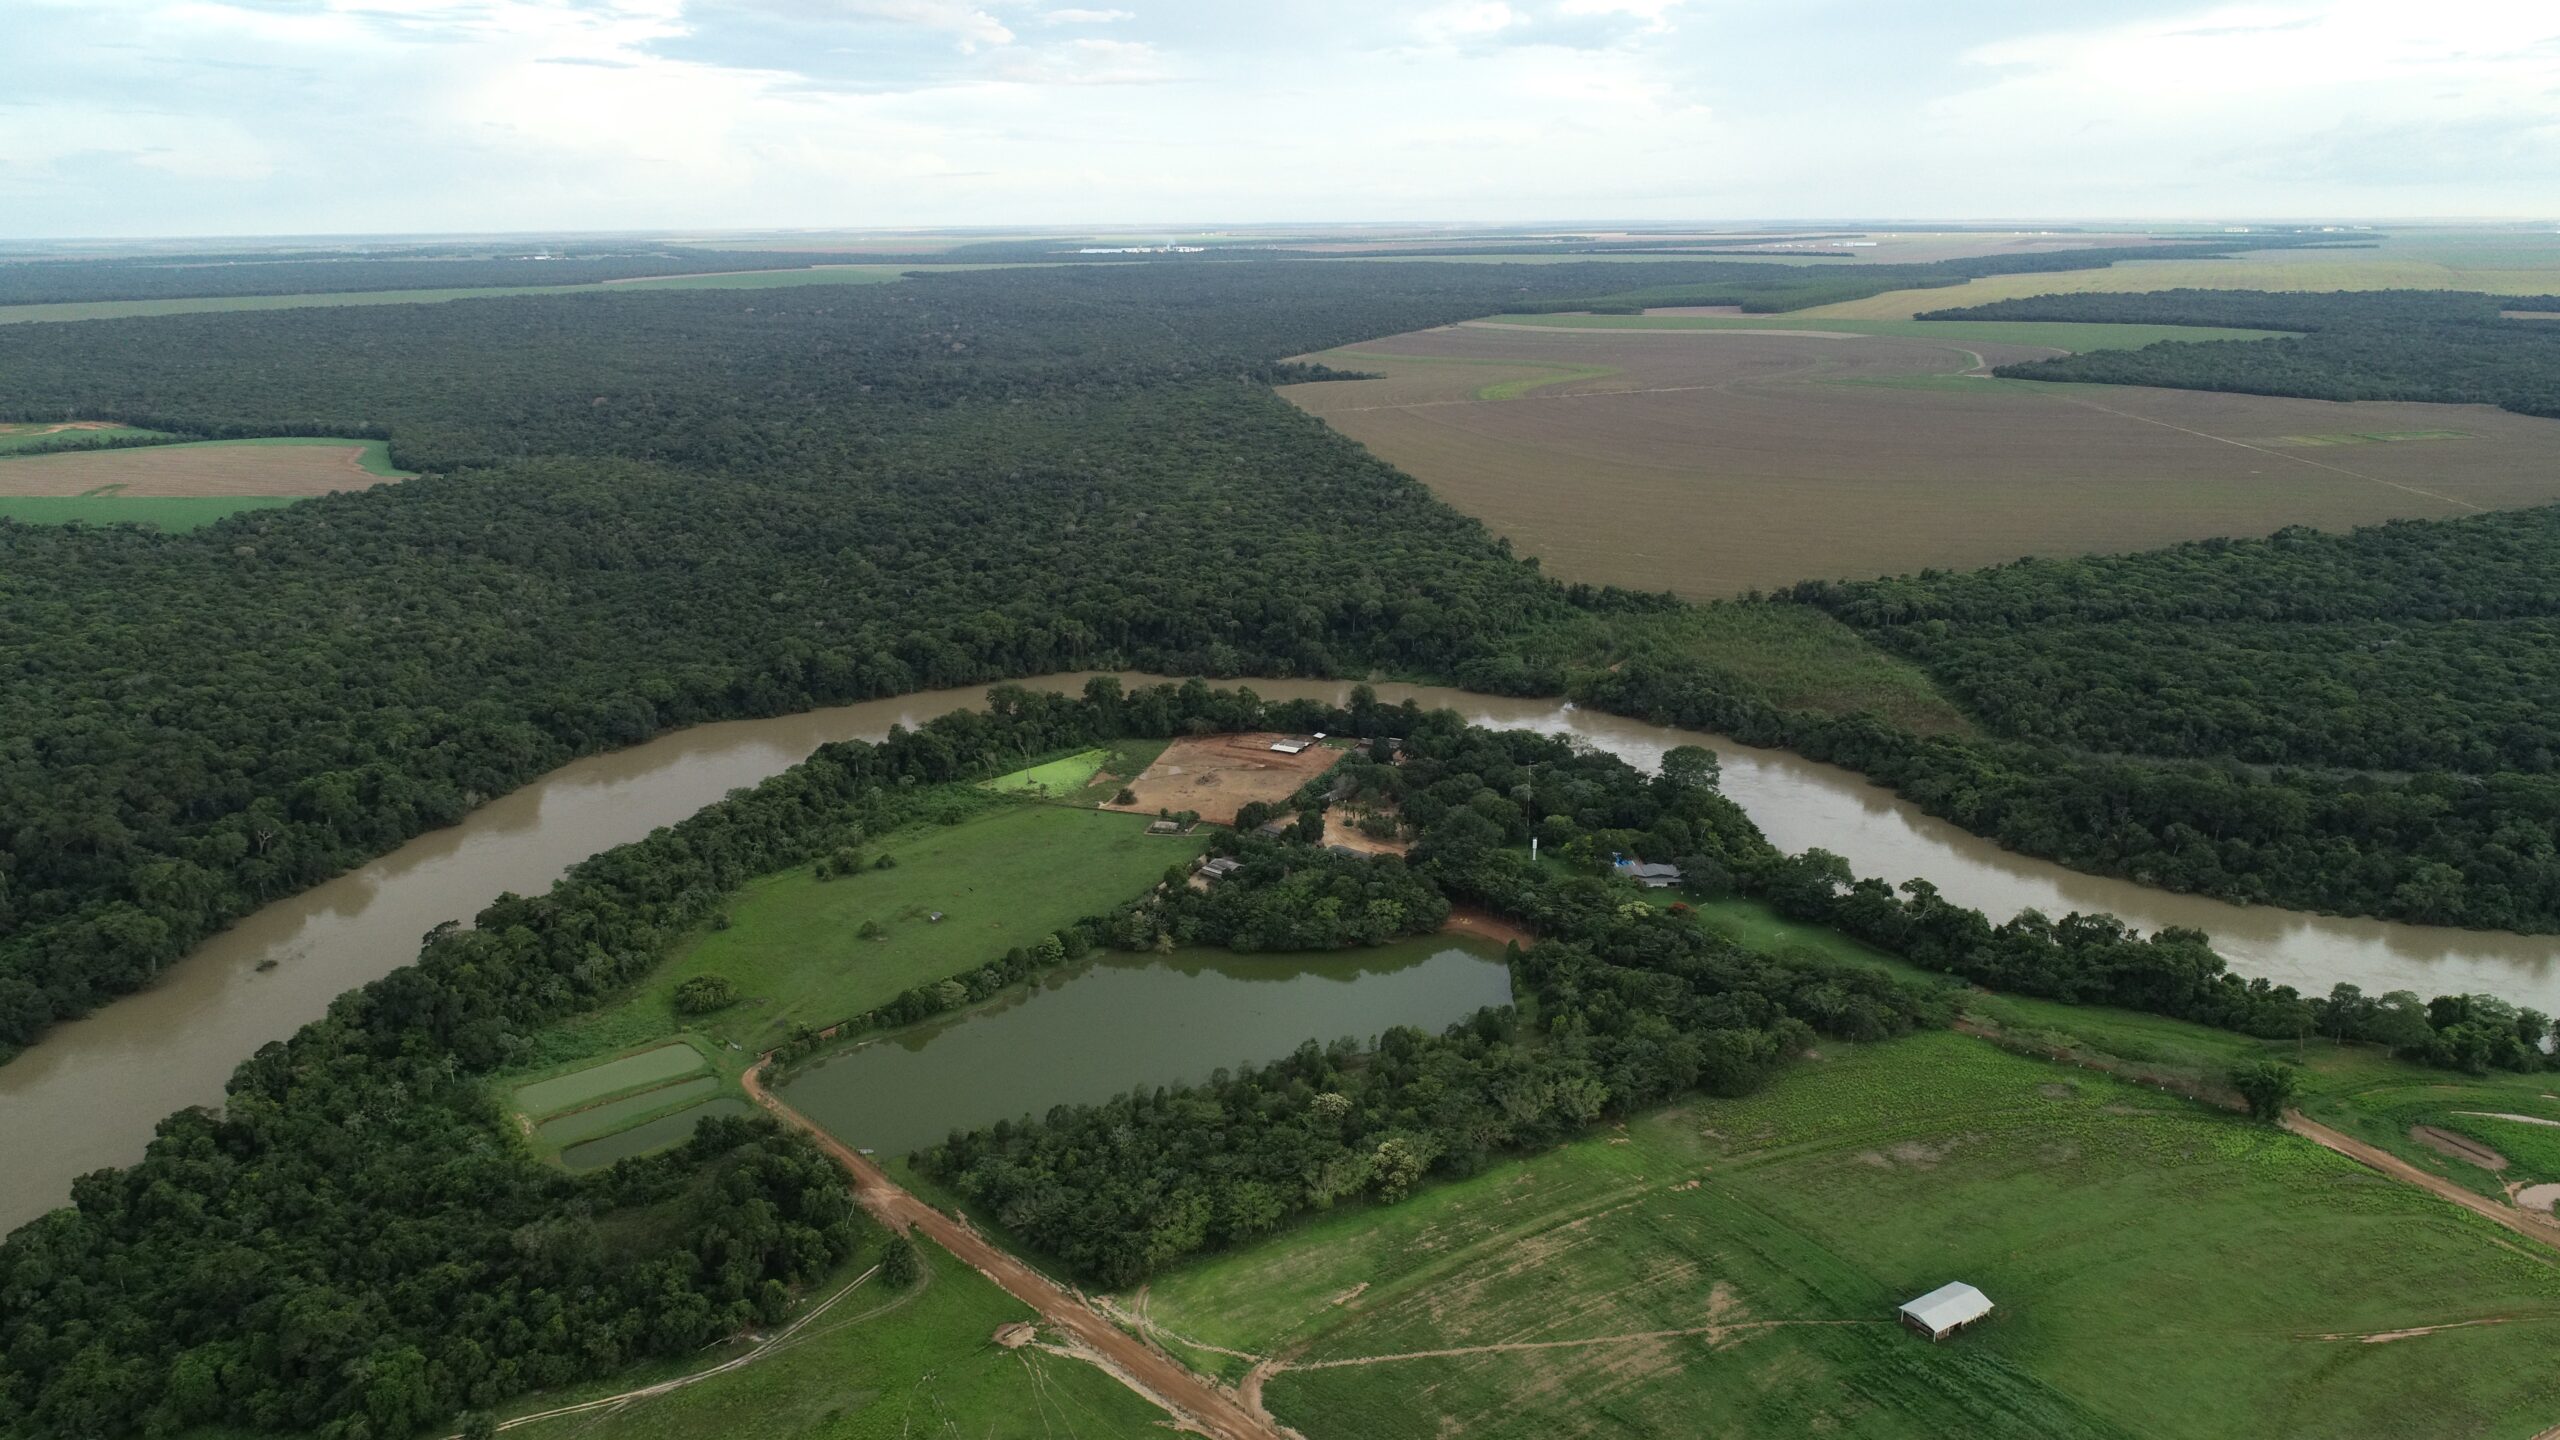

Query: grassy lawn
left=492, top=1245, right=1168, bottom=1440
left=520, top=801, right=1206, bottom=1070
left=1133, top=1030, right=2560, bottom=1440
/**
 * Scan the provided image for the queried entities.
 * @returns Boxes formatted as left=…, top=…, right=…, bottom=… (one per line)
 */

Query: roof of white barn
left=1900, top=1282, right=1993, bottom=1332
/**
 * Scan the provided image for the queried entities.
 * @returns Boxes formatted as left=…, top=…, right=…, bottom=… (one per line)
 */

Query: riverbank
left=7, top=673, right=2552, bottom=1229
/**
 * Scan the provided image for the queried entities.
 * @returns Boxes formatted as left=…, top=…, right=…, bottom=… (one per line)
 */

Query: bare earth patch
left=1103, top=733, right=1345, bottom=827
left=0, top=443, right=393, bottom=498
left=2412, top=1124, right=2509, bottom=1171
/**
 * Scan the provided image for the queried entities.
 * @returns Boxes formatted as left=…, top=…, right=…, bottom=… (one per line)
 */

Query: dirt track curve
left=744, top=1057, right=1289, bottom=1440
left=2284, top=1110, right=2560, bottom=1254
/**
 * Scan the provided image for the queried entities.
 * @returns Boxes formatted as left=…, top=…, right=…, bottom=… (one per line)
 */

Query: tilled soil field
left=1288, top=323, right=2560, bottom=596
left=0, top=441, right=395, bottom=497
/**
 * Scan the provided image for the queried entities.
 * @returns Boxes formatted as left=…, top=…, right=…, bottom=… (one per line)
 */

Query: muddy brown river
left=5, top=673, right=2552, bottom=1228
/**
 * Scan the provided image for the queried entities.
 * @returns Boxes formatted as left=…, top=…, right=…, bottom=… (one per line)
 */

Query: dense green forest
left=1792, top=509, right=2560, bottom=774
left=0, top=262, right=1725, bottom=1056
left=0, top=248, right=856, bottom=305
left=6, top=258, right=2560, bottom=1062
left=1920, top=288, right=2560, bottom=418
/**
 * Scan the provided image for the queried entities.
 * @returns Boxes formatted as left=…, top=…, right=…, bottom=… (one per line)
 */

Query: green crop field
left=492, top=1244, right=1166, bottom=1440
left=1800, top=231, right=2560, bottom=320
left=1485, top=313, right=2285, bottom=351
left=1131, top=1030, right=2560, bottom=1440
left=0, top=495, right=295, bottom=530
left=0, top=264, right=1001, bottom=326
left=523, top=800, right=1206, bottom=1068
left=513, top=1041, right=711, bottom=1118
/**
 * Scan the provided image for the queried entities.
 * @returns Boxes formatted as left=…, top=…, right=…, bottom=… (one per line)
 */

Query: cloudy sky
left=4, top=0, right=2556, bottom=237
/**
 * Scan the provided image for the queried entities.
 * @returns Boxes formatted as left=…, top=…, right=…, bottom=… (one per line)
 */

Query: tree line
left=1920, top=287, right=2560, bottom=420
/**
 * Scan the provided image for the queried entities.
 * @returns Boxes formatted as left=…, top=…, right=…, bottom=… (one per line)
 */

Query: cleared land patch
left=1133, top=1031, right=2560, bottom=1440
left=0, top=435, right=412, bottom=529
left=1103, top=733, right=1347, bottom=826
left=1285, top=323, right=2560, bottom=595
left=1797, top=231, right=2560, bottom=320
left=525, top=800, right=1208, bottom=1066
left=0, top=420, right=174, bottom=454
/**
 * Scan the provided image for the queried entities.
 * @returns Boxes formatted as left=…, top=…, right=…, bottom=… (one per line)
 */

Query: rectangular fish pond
left=775, top=935, right=1515, bottom=1160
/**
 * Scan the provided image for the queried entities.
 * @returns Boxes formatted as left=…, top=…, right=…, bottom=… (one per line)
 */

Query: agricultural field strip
left=513, top=1041, right=708, bottom=1118
left=2032, top=386, right=2488, bottom=512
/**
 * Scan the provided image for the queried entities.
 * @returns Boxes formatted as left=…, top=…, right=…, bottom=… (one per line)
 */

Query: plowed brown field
left=0, top=442, right=392, bottom=498
left=1288, top=323, right=2560, bottom=596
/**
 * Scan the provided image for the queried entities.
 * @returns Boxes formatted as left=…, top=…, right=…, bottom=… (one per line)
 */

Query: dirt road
left=2284, top=1110, right=2560, bottom=1255
left=743, top=1059, right=1287, bottom=1440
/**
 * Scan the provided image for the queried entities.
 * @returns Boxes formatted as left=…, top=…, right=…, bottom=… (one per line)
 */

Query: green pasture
left=1483, top=312, right=2286, bottom=352
left=493, top=1244, right=1166, bottom=1440
left=984, top=748, right=1108, bottom=796
left=524, top=800, right=1206, bottom=1067
left=0, top=495, right=294, bottom=531
left=1137, top=1030, right=2560, bottom=1440
left=1326, top=348, right=1623, bottom=400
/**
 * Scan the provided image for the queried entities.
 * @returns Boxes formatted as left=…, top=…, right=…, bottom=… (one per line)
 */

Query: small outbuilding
left=1618, top=860, right=1684, bottom=889
left=1898, top=1282, right=1993, bottom=1341
left=1270, top=738, right=1313, bottom=755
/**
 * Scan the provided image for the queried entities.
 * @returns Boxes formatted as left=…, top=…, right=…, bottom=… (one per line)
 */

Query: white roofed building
left=1898, top=1282, right=1993, bottom=1341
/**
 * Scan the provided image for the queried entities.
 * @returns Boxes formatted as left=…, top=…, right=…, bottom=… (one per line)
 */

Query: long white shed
left=1898, top=1281, right=1994, bottom=1341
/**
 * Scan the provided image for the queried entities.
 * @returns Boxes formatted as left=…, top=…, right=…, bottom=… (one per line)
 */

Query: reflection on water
left=4, top=671, right=2552, bottom=1228
left=777, top=938, right=1516, bottom=1160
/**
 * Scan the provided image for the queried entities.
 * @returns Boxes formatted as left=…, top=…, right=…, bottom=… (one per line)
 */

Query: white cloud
left=1414, top=1, right=1519, bottom=44
left=4, top=0, right=2555, bottom=234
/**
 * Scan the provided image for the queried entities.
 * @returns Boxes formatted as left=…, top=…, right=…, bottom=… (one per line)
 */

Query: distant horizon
left=5, top=218, right=2554, bottom=250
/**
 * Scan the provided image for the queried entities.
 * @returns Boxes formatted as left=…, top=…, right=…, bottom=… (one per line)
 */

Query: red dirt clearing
left=1104, top=733, right=1346, bottom=826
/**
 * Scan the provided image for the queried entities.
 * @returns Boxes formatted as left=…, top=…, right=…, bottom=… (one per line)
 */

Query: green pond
left=779, top=936, right=1516, bottom=1159
left=561, top=1097, right=755, bottom=1171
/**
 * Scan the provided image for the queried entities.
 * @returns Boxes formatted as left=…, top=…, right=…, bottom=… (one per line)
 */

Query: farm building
left=1269, top=738, right=1313, bottom=755
left=1198, top=857, right=1243, bottom=884
left=1898, top=1282, right=1993, bottom=1341
left=1256, top=819, right=1293, bottom=838
left=1616, top=859, right=1684, bottom=889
